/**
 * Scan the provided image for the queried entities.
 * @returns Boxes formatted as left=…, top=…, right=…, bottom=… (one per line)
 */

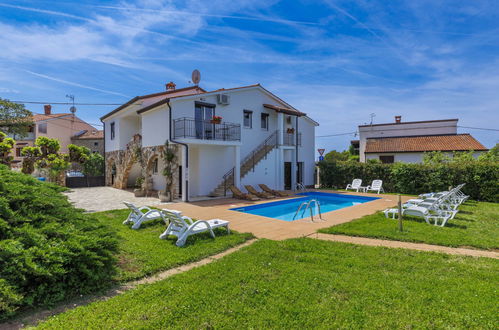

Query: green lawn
left=92, top=209, right=254, bottom=281
left=319, top=201, right=499, bottom=250
left=35, top=239, right=498, bottom=329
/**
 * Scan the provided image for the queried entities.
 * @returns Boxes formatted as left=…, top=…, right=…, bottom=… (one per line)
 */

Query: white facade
left=102, top=85, right=318, bottom=200
left=365, top=151, right=484, bottom=163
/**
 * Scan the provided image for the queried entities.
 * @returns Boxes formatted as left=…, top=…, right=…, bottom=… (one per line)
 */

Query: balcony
left=283, top=132, right=302, bottom=146
left=173, top=117, right=241, bottom=142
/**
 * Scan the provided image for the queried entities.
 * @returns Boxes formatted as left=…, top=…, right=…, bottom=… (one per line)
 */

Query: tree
left=452, top=150, right=476, bottom=163
left=82, top=152, right=105, bottom=177
left=422, top=151, right=451, bottom=165
left=324, top=150, right=350, bottom=162
left=478, top=144, right=499, bottom=162
left=0, top=98, right=33, bottom=138
left=21, top=137, right=69, bottom=185
left=0, top=131, right=15, bottom=166
left=161, top=140, right=177, bottom=201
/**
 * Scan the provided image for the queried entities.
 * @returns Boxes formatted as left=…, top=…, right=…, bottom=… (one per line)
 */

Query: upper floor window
left=110, top=122, right=115, bottom=140
left=243, top=110, right=252, bottom=128
left=261, top=113, right=269, bottom=130
left=38, top=122, right=47, bottom=134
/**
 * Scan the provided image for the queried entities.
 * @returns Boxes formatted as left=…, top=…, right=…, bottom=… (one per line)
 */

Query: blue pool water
left=230, top=192, right=379, bottom=221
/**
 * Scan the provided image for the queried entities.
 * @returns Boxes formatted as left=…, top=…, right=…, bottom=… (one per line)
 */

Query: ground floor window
left=297, top=162, right=304, bottom=184
left=379, top=155, right=394, bottom=163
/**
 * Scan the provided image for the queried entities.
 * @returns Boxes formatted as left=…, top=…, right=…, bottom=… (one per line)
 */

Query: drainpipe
left=167, top=99, right=189, bottom=202
left=295, top=116, right=299, bottom=186
left=101, top=118, right=106, bottom=185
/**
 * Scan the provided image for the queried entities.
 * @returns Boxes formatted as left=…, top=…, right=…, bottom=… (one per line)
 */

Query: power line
left=316, top=132, right=357, bottom=138
left=458, top=126, right=499, bottom=132
left=10, top=100, right=124, bottom=106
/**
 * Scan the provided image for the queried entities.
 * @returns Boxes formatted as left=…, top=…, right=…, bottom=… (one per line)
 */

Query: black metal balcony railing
left=283, top=132, right=302, bottom=146
left=173, top=117, right=241, bottom=141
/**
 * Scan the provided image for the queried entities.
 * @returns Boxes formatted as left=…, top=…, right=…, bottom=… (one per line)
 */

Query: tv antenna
left=369, top=113, right=376, bottom=125
left=190, top=69, right=201, bottom=85
left=66, top=94, right=76, bottom=114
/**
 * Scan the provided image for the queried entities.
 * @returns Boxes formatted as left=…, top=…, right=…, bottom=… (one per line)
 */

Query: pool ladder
left=293, top=199, right=322, bottom=222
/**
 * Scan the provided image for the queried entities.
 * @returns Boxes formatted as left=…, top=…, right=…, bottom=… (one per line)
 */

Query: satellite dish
left=191, top=69, right=201, bottom=85
left=70, top=106, right=77, bottom=114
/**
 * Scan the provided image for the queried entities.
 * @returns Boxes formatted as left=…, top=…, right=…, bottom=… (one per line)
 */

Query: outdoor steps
left=208, top=144, right=276, bottom=197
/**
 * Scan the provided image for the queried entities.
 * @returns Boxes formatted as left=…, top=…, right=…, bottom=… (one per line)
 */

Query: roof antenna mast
left=369, top=113, right=376, bottom=126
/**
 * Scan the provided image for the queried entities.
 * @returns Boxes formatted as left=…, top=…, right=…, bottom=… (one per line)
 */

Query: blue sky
left=1, top=0, right=498, bottom=152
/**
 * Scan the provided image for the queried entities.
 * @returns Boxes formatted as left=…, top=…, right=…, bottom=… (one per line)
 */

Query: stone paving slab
left=313, top=233, right=499, bottom=259
left=64, top=186, right=169, bottom=212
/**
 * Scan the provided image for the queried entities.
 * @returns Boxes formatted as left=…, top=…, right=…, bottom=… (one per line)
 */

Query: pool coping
left=158, top=190, right=413, bottom=240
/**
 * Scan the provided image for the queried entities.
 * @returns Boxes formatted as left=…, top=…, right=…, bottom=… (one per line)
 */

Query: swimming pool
left=230, top=192, right=379, bottom=221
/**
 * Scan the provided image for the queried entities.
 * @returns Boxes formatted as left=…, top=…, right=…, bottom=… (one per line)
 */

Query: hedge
left=0, top=165, right=118, bottom=319
left=318, top=161, right=499, bottom=202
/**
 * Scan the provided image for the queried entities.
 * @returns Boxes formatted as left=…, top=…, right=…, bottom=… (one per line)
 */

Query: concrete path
left=313, top=233, right=499, bottom=259
left=1, top=239, right=257, bottom=330
left=64, top=186, right=169, bottom=212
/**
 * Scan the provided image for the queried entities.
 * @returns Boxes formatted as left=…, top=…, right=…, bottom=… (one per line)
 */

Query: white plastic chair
left=366, top=180, right=384, bottom=194
left=159, top=209, right=230, bottom=247
left=122, top=201, right=167, bottom=230
left=346, top=179, right=362, bottom=192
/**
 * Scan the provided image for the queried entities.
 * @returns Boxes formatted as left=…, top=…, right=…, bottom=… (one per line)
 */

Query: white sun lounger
left=123, top=201, right=168, bottom=229
left=159, top=209, right=230, bottom=247
left=346, top=179, right=362, bottom=192
left=366, top=180, right=384, bottom=194
left=384, top=197, right=454, bottom=227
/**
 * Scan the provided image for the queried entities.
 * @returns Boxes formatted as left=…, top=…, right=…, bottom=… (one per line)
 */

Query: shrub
left=0, top=165, right=118, bottom=319
left=319, top=161, right=499, bottom=202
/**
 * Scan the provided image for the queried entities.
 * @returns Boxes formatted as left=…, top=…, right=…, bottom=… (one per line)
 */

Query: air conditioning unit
left=217, top=93, right=230, bottom=105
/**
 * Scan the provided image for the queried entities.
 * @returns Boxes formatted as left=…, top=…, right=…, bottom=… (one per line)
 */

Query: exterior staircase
left=208, top=130, right=279, bottom=197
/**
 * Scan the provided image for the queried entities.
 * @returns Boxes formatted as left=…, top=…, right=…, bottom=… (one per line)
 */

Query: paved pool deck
left=159, top=190, right=411, bottom=240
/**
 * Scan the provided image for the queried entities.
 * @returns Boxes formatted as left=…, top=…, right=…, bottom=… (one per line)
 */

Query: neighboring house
left=355, top=116, right=488, bottom=163
left=7, top=105, right=97, bottom=166
left=71, top=129, right=104, bottom=155
left=101, top=82, right=318, bottom=201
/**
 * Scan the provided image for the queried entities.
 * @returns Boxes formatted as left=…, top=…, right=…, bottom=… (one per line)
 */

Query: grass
left=319, top=201, right=499, bottom=250
left=92, top=209, right=254, bottom=281
left=35, top=238, right=498, bottom=329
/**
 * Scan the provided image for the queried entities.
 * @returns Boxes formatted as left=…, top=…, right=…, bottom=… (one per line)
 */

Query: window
left=16, top=147, right=22, bottom=157
left=379, top=155, right=394, bottom=164
left=152, top=158, right=159, bottom=174
left=110, top=122, right=115, bottom=140
left=94, top=142, right=99, bottom=146
left=243, top=110, right=252, bottom=128
left=261, top=113, right=269, bottom=130
left=38, top=122, right=47, bottom=134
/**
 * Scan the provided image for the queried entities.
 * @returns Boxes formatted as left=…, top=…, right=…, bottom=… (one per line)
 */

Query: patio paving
left=159, top=190, right=411, bottom=240
left=64, top=186, right=169, bottom=212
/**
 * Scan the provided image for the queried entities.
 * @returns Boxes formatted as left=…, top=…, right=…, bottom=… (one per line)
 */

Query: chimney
left=395, top=115, right=401, bottom=123
left=166, top=81, right=176, bottom=91
left=44, top=104, right=52, bottom=115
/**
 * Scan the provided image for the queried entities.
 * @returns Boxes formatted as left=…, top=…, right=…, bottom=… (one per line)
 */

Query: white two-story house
left=101, top=83, right=318, bottom=201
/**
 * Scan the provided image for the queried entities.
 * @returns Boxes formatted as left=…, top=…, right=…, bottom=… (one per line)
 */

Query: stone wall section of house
left=71, top=138, right=104, bottom=155
left=106, top=136, right=181, bottom=198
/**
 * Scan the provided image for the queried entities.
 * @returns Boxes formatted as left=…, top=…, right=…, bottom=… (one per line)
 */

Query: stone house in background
left=71, top=129, right=104, bottom=155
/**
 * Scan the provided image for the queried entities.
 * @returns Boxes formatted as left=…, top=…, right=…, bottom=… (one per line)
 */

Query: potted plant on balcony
left=286, top=128, right=295, bottom=134
left=134, top=176, right=145, bottom=197
left=210, top=115, right=222, bottom=124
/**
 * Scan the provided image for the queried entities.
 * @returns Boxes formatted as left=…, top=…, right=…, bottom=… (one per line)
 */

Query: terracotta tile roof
left=101, top=86, right=205, bottom=120
left=365, top=134, right=488, bottom=153
left=263, top=104, right=306, bottom=116
left=32, top=113, right=71, bottom=121
left=72, top=130, right=104, bottom=140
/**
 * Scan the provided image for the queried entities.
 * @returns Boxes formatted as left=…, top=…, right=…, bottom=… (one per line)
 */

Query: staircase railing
left=222, top=167, right=235, bottom=196
left=241, top=130, right=279, bottom=174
